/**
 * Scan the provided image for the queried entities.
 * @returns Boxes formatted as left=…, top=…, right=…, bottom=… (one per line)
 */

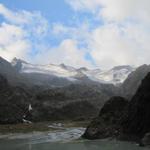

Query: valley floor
left=0, top=121, right=150, bottom=150
left=0, top=121, right=90, bottom=134
left=0, top=126, right=149, bottom=150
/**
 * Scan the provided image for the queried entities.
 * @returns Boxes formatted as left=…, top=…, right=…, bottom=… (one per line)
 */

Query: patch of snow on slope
left=82, top=66, right=135, bottom=85
left=21, top=63, right=77, bottom=77
left=11, top=58, right=135, bottom=85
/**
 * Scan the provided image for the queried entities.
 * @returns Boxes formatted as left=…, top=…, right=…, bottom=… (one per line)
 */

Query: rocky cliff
left=82, top=96, right=128, bottom=139
left=83, top=72, right=150, bottom=145
left=122, top=72, right=150, bottom=138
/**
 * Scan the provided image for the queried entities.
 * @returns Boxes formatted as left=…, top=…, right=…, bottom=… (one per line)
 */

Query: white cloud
left=65, top=0, right=150, bottom=69
left=0, top=4, right=27, bottom=24
left=32, top=39, right=92, bottom=68
left=1, top=2, right=150, bottom=69
left=0, top=4, right=49, bottom=62
left=52, top=22, right=91, bottom=44
left=0, top=23, right=30, bottom=61
left=65, top=0, right=101, bottom=13
left=0, top=4, right=93, bottom=68
left=66, top=0, right=150, bottom=23
left=0, top=4, right=48, bottom=37
left=89, top=23, right=150, bottom=69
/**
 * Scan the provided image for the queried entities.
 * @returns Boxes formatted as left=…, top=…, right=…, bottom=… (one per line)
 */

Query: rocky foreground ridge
left=83, top=72, right=150, bottom=146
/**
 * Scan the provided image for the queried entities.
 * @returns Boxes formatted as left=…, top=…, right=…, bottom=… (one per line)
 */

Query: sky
left=0, top=0, right=150, bottom=69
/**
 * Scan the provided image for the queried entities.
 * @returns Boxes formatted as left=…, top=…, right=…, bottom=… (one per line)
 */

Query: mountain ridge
left=11, top=57, right=135, bottom=86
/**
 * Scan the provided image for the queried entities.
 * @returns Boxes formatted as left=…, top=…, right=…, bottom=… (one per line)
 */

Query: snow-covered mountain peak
left=11, top=58, right=135, bottom=85
left=96, top=65, right=135, bottom=85
left=81, top=65, right=135, bottom=85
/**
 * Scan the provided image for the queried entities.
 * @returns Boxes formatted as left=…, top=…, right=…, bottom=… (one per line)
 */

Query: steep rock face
left=122, top=72, right=150, bottom=138
left=0, top=74, right=32, bottom=124
left=121, top=65, right=150, bottom=99
left=82, top=96, right=128, bottom=139
left=83, top=72, right=150, bottom=143
left=0, top=57, right=24, bottom=86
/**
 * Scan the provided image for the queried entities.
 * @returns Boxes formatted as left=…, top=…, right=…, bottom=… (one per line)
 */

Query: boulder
left=141, top=133, right=150, bottom=146
left=82, top=96, right=128, bottom=139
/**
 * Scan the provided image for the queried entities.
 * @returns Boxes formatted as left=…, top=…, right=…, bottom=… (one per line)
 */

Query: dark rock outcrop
left=82, top=96, right=128, bottom=139
left=0, top=74, right=32, bottom=124
left=122, top=72, right=150, bottom=138
left=141, top=133, right=150, bottom=146
left=83, top=72, right=150, bottom=144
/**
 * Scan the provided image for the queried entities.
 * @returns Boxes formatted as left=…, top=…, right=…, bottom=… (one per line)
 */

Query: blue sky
left=0, top=0, right=150, bottom=69
left=0, top=0, right=101, bottom=30
left=0, top=0, right=74, bottom=24
left=0, top=0, right=101, bottom=68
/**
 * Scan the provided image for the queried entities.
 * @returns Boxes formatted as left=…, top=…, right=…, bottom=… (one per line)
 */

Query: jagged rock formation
left=122, top=72, right=150, bottom=138
left=83, top=72, right=150, bottom=145
left=82, top=96, right=128, bottom=139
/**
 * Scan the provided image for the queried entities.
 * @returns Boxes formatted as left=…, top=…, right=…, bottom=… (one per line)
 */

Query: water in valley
left=0, top=125, right=149, bottom=150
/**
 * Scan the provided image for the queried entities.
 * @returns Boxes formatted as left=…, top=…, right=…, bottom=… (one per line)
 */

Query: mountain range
left=11, top=57, right=135, bottom=86
left=0, top=56, right=150, bottom=123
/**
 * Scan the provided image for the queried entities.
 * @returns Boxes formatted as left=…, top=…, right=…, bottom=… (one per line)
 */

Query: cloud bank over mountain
left=0, top=1, right=150, bottom=69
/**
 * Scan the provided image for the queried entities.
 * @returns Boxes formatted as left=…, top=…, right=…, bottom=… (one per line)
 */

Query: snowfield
left=12, top=58, right=135, bottom=85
